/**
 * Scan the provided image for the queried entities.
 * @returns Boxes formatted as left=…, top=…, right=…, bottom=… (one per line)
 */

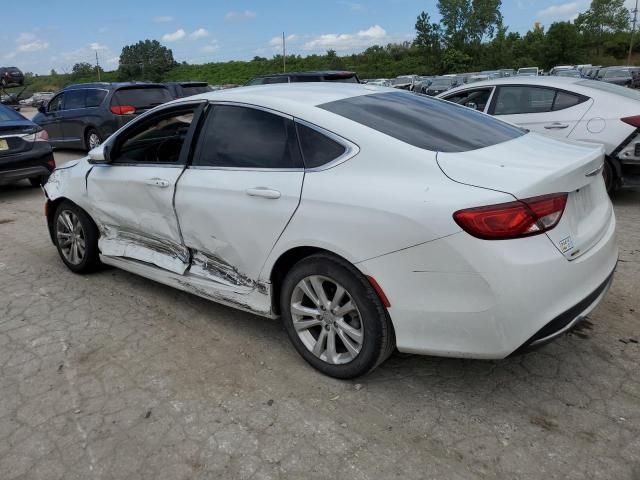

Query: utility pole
left=629, top=0, right=639, bottom=65
left=283, top=32, right=286, bottom=73
left=95, top=51, right=101, bottom=81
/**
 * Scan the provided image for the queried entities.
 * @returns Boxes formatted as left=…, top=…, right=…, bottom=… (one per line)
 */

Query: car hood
left=436, top=132, right=604, bottom=199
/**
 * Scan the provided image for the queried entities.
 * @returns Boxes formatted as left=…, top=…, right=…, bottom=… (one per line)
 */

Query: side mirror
left=88, top=144, right=111, bottom=164
left=38, top=105, right=46, bottom=114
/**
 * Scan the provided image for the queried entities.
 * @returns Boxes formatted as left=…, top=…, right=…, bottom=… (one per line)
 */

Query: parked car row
left=436, top=76, right=640, bottom=192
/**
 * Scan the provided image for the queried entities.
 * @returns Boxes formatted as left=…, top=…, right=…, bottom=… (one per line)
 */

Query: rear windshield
left=0, top=104, right=23, bottom=121
left=576, top=79, right=640, bottom=100
left=181, top=85, right=211, bottom=96
left=605, top=69, right=631, bottom=78
left=111, top=87, right=173, bottom=110
left=320, top=91, right=525, bottom=153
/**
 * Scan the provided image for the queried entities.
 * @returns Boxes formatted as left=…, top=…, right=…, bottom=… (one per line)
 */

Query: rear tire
left=280, top=253, right=395, bottom=379
left=53, top=201, right=101, bottom=273
left=603, top=159, right=616, bottom=195
left=85, top=128, right=102, bottom=151
left=29, top=175, right=49, bottom=188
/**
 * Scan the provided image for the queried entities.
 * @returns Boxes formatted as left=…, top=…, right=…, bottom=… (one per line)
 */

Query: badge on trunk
left=559, top=236, right=574, bottom=253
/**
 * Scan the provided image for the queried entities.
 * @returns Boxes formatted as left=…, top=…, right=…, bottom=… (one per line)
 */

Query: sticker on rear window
left=559, top=236, right=574, bottom=253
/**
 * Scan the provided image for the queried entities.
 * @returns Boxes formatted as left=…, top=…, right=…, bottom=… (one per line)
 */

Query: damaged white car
left=44, top=84, right=618, bottom=378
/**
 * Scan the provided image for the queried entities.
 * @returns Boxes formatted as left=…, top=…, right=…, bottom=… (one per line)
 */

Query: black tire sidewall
left=53, top=201, right=100, bottom=273
left=280, top=255, right=390, bottom=379
left=85, top=129, right=100, bottom=151
left=603, top=160, right=615, bottom=195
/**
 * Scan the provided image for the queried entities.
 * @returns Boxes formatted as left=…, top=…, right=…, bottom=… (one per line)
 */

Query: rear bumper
left=0, top=145, right=54, bottom=185
left=357, top=212, right=618, bottom=359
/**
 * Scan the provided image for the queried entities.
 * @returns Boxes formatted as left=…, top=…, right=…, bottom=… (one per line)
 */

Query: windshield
left=576, top=79, right=640, bottom=100
left=605, top=70, right=631, bottom=78
left=558, top=70, right=581, bottom=77
left=320, top=91, right=525, bottom=153
left=181, top=85, right=212, bottom=96
left=431, top=79, right=454, bottom=87
left=393, top=77, right=414, bottom=85
left=519, top=68, right=537, bottom=75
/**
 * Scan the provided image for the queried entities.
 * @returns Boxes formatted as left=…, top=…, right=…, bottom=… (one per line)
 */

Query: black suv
left=32, top=82, right=173, bottom=151
left=164, top=81, right=213, bottom=98
left=0, top=67, right=25, bottom=88
left=246, top=70, right=360, bottom=85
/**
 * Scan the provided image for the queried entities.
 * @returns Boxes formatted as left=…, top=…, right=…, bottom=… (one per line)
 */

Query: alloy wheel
left=56, top=210, right=86, bottom=265
left=290, top=275, right=364, bottom=365
left=88, top=132, right=101, bottom=150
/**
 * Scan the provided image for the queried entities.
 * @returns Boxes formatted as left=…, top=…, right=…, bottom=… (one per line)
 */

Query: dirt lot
left=0, top=138, right=639, bottom=479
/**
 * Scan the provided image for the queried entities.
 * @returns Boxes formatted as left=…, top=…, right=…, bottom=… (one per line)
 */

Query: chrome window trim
left=93, top=163, right=184, bottom=168
left=189, top=166, right=304, bottom=172
left=294, top=118, right=360, bottom=172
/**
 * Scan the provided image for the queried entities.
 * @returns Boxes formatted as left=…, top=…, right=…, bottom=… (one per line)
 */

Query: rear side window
left=195, top=105, right=303, bottom=169
left=86, top=89, right=107, bottom=107
left=320, top=91, right=525, bottom=153
left=553, top=91, right=582, bottom=111
left=64, top=90, right=86, bottom=110
left=111, top=87, right=173, bottom=111
left=493, top=86, right=588, bottom=115
left=296, top=123, right=346, bottom=168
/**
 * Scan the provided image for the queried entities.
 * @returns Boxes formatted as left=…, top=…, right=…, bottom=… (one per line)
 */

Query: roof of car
left=63, top=82, right=168, bottom=90
left=252, top=70, right=356, bottom=78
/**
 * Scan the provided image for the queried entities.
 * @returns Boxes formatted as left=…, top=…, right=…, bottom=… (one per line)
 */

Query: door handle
left=246, top=187, right=281, bottom=199
left=145, top=178, right=170, bottom=188
left=544, top=122, right=569, bottom=130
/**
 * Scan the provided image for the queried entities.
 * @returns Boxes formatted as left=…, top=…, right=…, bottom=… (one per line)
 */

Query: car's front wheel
left=280, top=253, right=395, bottom=378
left=53, top=201, right=101, bottom=273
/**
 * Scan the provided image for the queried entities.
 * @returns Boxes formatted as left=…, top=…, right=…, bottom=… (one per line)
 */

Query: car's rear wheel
left=29, top=175, right=49, bottom=188
left=85, top=128, right=102, bottom=151
left=280, top=253, right=395, bottom=378
left=603, top=159, right=616, bottom=195
left=54, top=201, right=101, bottom=273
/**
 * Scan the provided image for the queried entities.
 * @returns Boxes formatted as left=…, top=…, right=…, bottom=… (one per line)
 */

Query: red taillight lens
left=621, top=115, right=640, bottom=128
left=110, top=105, right=136, bottom=115
left=453, top=193, right=568, bottom=240
left=47, top=157, right=56, bottom=170
left=36, top=128, right=49, bottom=141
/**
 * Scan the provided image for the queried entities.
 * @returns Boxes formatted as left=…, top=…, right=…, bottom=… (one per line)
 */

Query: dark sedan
left=598, top=67, right=639, bottom=88
left=0, top=104, right=55, bottom=187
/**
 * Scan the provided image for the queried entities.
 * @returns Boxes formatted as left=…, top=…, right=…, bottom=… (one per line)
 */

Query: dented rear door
left=175, top=103, right=304, bottom=291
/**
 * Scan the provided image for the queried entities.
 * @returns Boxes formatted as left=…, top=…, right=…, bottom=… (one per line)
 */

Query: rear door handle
left=544, top=122, right=569, bottom=130
left=145, top=178, right=170, bottom=188
left=246, top=187, right=281, bottom=199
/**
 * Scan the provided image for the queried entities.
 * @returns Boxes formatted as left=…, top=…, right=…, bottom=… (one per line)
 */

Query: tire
left=280, top=253, right=395, bottom=379
left=85, top=128, right=102, bottom=151
left=53, top=201, right=101, bottom=273
left=29, top=175, right=49, bottom=188
left=603, top=159, right=616, bottom=195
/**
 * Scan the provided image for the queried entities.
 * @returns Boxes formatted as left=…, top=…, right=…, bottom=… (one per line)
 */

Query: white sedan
left=44, top=84, right=617, bottom=378
left=437, top=76, right=640, bottom=193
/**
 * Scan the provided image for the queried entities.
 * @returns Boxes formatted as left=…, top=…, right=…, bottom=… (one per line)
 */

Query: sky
left=2, top=0, right=638, bottom=75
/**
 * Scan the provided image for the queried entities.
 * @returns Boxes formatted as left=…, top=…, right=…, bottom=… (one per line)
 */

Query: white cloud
left=4, top=52, right=17, bottom=60
left=17, top=40, right=49, bottom=52
left=536, top=2, right=581, bottom=21
left=16, top=32, right=36, bottom=44
left=162, top=28, right=186, bottom=42
left=269, top=34, right=298, bottom=47
left=190, top=28, right=209, bottom=40
left=153, top=16, right=174, bottom=23
left=303, top=25, right=389, bottom=51
left=201, top=40, right=220, bottom=54
left=225, top=10, right=257, bottom=22
left=89, top=42, right=107, bottom=51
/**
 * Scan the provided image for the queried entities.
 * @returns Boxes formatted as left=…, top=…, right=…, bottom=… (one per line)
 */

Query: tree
left=575, top=0, right=630, bottom=55
left=437, top=0, right=503, bottom=50
left=414, top=11, right=443, bottom=69
left=117, top=39, right=177, bottom=81
left=72, top=62, right=95, bottom=78
left=544, top=22, right=583, bottom=68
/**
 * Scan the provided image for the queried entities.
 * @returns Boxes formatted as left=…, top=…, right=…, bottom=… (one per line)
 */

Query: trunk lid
left=437, top=132, right=613, bottom=260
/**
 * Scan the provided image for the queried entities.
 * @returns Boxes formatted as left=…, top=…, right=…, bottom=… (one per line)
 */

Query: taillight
left=36, top=128, right=48, bottom=141
left=110, top=105, right=136, bottom=115
left=453, top=193, right=568, bottom=240
left=47, top=156, right=56, bottom=169
left=621, top=115, right=640, bottom=128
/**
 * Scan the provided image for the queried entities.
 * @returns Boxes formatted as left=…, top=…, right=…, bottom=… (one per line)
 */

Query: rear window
left=576, top=79, right=640, bottom=100
left=0, top=104, right=23, bottom=121
left=320, top=91, right=525, bottom=153
left=111, top=87, right=173, bottom=110
left=181, top=85, right=211, bottom=96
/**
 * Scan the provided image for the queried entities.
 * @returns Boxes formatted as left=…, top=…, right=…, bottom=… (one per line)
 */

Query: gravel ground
left=0, top=133, right=638, bottom=479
